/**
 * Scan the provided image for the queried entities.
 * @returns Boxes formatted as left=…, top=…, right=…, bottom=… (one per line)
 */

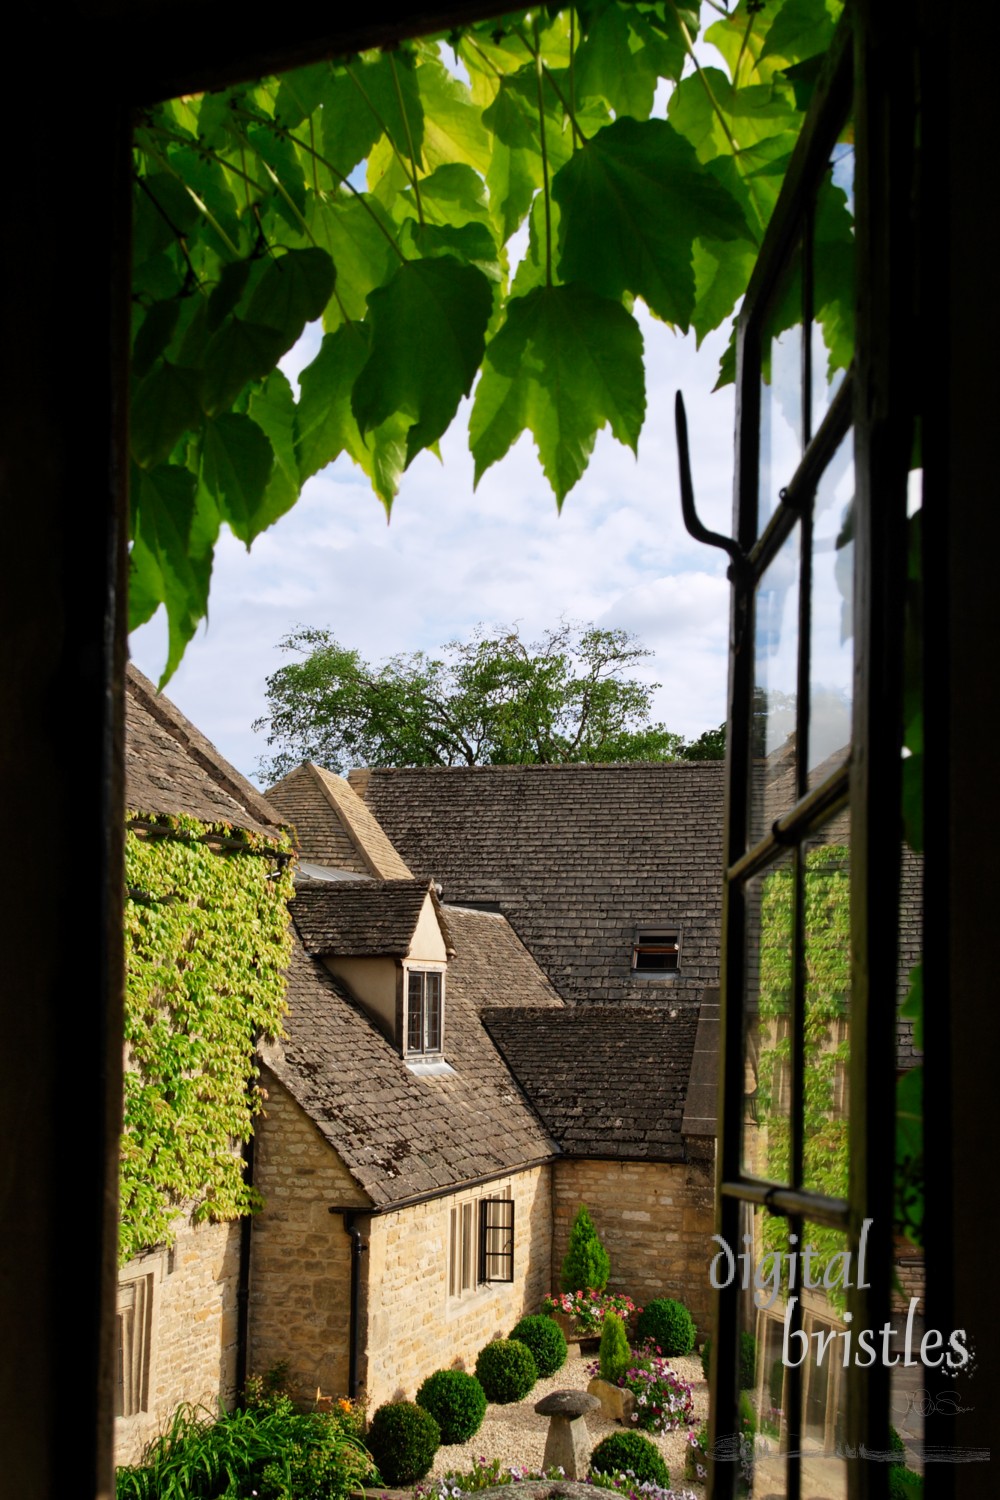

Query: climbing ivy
left=756, top=844, right=850, bottom=1278
left=120, top=813, right=294, bottom=1263
left=129, top=0, right=847, bottom=680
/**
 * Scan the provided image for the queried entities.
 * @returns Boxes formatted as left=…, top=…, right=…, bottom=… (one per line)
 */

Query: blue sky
left=130, top=311, right=738, bottom=787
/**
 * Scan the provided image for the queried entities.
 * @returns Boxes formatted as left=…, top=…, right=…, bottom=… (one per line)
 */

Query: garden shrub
left=769, top=1355, right=785, bottom=1407
left=589, top=1431, right=670, bottom=1488
left=739, top=1389, right=757, bottom=1437
left=366, top=1400, right=440, bottom=1485
left=474, top=1338, right=538, bottom=1403
left=415, top=1369, right=487, bottom=1445
left=598, top=1311, right=630, bottom=1385
left=115, top=1398, right=375, bottom=1500
left=509, top=1314, right=567, bottom=1378
left=635, top=1298, right=696, bottom=1357
left=560, top=1205, right=611, bottom=1292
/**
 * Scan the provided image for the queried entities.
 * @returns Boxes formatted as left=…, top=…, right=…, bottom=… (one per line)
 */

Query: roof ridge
left=308, top=763, right=414, bottom=879
left=125, top=662, right=285, bottom=830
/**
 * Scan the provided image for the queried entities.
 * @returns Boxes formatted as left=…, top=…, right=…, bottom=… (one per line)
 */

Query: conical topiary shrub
left=598, top=1311, right=630, bottom=1385
left=560, top=1205, right=611, bottom=1292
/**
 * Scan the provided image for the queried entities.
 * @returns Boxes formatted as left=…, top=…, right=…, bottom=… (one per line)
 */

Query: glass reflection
left=751, top=525, right=800, bottom=846
left=742, top=851, right=795, bottom=1182
left=811, top=137, right=856, bottom=431
left=737, top=1210, right=852, bottom=1499
left=802, top=817, right=851, bottom=1196
left=759, top=245, right=804, bottom=534
left=808, top=433, right=854, bottom=783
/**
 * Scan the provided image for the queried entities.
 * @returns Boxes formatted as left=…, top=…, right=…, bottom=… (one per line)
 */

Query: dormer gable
left=290, top=877, right=453, bottom=1068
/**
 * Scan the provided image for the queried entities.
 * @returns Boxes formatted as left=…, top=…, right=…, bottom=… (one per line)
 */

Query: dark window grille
left=478, top=1196, right=514, bottom=1283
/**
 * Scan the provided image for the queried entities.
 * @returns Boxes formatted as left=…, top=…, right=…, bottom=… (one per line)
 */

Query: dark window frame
left=631, top=926, right=681, bottom=974
left=406, top=968, right=444, bottom=1055
left=478, top=1196, right=515, bottom=1284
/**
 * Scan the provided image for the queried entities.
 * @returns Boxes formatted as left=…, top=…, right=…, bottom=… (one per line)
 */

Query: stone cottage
left=117, top=665, right=291, bottom=1465
left=258, top=761, right=723, bottom=1408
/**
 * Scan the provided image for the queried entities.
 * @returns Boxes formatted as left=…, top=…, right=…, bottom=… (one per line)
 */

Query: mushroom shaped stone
left=534, top=1390, right=601, bottom=1479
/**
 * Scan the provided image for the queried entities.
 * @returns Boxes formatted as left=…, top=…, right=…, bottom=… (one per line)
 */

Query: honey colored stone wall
left=114, top=1218, right=242, bottom=1467
left=363, top=1166, right=552, bottom=1409
left=249, top=1069, right=371, bottom=1404
left=552, top=1158, right=716, bottom=1338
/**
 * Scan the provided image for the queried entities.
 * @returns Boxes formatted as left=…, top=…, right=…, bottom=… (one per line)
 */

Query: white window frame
left=405, top=965, right=445, bottom=1056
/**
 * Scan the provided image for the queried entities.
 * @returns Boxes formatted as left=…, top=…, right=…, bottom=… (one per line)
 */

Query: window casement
left=700, top=11, right=915, bottom=1496
left=631, top=926, right=681, bottom=974
left=448, top=1186, right=514, bottom=1297
left=479, top=1194, right=515, bottom=1284
left=406, top=968, right=443, bottom=1055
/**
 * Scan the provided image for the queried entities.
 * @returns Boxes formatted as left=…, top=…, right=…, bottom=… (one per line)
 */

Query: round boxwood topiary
left=635, top=1297, right=696, bottom=1357
left=366, top=1400, right=440, bottom=1485
left=509, top=1314, right=567, bottom=1379
left=589, top=1431, right=671, bottom=1488
left=414, top=1369, right=487, bottom=1445
left=474, top=1338, right=538, bottom=1404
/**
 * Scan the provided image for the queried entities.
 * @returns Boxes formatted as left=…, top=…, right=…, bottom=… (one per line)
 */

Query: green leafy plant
left=474, top=1338, right=537, bottom=1403
left=414, top=1369, right=487, bottom=1445
left=366, top=1400, right=440, bottom=1485
left=598, top=1311, right=630, bottom=1385
left=121, top=815, right=294, bottom=1262
left=634, top=1298, right=696, bottom=1357
left=589, top=1431, right=670, bottom=1488
left=684, top=1424, right=708, bottom=1483
left=115, top=1398, right=374, bottom=1499
left=560, top=1204, right=611, bottom=1293
left=508, top=1314, right=568, bottom=1379
left=128, top=4, right=844, bottom=682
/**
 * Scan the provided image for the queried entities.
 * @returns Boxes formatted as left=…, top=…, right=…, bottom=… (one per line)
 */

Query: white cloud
left=131, top=312, right=739, bottom=781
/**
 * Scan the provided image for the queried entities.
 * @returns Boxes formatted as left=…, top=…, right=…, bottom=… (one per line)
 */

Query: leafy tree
left=254, top=621, right=687, bottom=780
left=680, top=721, right=726, bottom=760
left=560, top=1203, right=611, bottom=1292
left=129, top=0, right=848, bottom=679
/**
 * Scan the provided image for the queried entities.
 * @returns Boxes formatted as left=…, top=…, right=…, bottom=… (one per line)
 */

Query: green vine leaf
left=552, top=116, right=752, bottom=328
left=351, top=256, right=493, bottom=467
left=469, top=282, right=645, bottom=505
left=199, top=412, right=276, bottom=546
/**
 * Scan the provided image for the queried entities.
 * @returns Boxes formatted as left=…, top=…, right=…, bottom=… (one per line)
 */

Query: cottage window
left=115, top=1271, right=155, bottom=1418
left=448, top=1186, right=514, bottom=1297
left=631, top=928, right=680, bottom=974
left=406, top=969, right=443, bottom=1054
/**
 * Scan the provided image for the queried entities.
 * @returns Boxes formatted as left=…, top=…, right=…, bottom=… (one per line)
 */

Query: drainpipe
left=236, top=1129, right=255, bottom=1401
left=341, top=1211, right=366, bottom=1399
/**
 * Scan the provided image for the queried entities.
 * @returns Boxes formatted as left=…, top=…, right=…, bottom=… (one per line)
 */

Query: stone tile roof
left=483, top=1004, right=703, bottom=1160
left=125, top=664, right=284, bottom=836
left=291, top=878, right=446, bottom=957
left=267, top=762, right=412, bottom=878
left=360, top=764, right=726, bottom=1006
left=263, top=908, right=561, bottom=1206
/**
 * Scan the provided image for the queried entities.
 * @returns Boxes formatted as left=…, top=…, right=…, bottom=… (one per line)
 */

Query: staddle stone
left=534, top=1390, right=601, bottom=1479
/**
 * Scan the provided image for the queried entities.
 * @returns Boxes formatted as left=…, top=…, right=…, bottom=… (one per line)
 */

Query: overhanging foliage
left=130, top=0, right=847, bottom=680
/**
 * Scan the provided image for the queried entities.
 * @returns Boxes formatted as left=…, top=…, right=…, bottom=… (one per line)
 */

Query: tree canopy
left=252, top=620, right=728, bottom=779
left=130, top=0, right=849, bottom=681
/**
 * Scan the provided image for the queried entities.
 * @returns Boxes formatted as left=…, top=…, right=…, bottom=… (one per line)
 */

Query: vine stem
left=389, top=52, right=424, bottom=228
left=345, top=59, right=421, bottom=214
left=516, top=26, right=587, bottom=148
left=278, top=125, right=408, bottom=266
left=533, top=17, right=553, bottom=287
left=135, top=162, right=206, bottom=290
left=665, top=0, right=765, bottom=240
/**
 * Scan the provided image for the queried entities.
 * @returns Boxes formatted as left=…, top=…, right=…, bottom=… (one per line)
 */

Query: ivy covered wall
left=121, top=812, right=294, bottom=1263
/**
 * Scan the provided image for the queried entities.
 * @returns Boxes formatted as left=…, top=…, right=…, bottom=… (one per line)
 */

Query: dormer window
left=407, top=969, right=443, bottom=1054
left=632, top=928, right=681, bottom=975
